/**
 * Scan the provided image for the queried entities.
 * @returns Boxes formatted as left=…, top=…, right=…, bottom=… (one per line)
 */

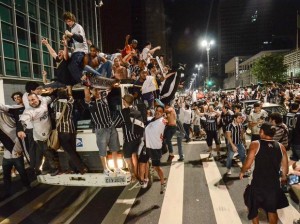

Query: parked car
left=245, top=102, right=288, bottom=117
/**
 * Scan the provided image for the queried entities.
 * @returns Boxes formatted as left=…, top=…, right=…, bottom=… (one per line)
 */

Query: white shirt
left=182, top=108, right=192, bottom=124
left=22, top=93, right=42, bottom=129
left=20, top=97, right=52, bottom=141
left=70, top=23, right=88, bottom=53
left=141, top=47, right=151, bottom=64
left=3, top=137, right=23, bottom=159
left=141, top=76, right=158, bottom=94
left=145, top=117, right=165, bottom=149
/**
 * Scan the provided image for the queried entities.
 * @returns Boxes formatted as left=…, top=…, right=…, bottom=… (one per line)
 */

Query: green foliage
left=251, top=54, right=288, bottom=83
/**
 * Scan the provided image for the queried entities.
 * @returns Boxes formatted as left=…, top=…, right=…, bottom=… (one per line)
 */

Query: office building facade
left=218, top=0, right=300, bottom=80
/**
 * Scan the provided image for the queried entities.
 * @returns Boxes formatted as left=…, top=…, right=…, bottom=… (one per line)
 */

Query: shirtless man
left=112, top=57, right=128, bottom=80
left=164, top=103, right=177, bottom=162
left=83, top=45, right=112, bottom=78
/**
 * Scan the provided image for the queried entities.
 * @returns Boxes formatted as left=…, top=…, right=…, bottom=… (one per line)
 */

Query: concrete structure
left=284, top=49, right=300, bottom=82
left=224, top=50, right=289, bottom=89
left=0, top=0, right=100, bottom=104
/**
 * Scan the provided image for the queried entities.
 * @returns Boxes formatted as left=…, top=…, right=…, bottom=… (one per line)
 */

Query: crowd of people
left=1, top=10, right=300, bottom=223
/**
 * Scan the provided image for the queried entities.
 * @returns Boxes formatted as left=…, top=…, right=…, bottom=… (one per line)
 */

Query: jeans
left=84, top=61, right=113, bottom=78
left=176, top=130, right=184, bottom=159
left=35, top=141, right=56, bottom=172
left=183, top=123, right=191, bottom=141
left=68, top=52, right=85, bottom=83
left=2, top=156, right=30, bottom=195
left=164, top=126, right=177, bottom=154
left=59, top=132, right=85, bottom=171
left=25, top=129, right=36, bottom=170
left=226, top=143, right=246, bottom=169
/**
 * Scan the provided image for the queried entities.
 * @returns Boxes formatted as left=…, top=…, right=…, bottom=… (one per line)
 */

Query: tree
left=251, top=54, right=288, bottom=83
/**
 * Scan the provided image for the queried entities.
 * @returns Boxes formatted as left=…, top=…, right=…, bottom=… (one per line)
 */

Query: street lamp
left=200, top=39, right=214, bottom=88
left=195, top=63, right=203, bottom=88
left=95, top=1, right=104, bottom=50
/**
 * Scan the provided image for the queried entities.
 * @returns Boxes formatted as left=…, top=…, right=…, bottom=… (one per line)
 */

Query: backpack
left=129, top=107, right=145, bottom=137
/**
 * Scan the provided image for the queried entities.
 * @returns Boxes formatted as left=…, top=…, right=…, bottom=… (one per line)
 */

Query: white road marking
left=278, top=205, right=300, bottom=224
left=0, top=186, right=65, bottom=224
left=49, top=187, right=101, bottom=224
left=159, top=155, right=184, bottom=224
left=101, top=184, right=140, bottom=224
left=200, top=153, right=242, bottom=224
left=0, top=181, right=39, bottom=207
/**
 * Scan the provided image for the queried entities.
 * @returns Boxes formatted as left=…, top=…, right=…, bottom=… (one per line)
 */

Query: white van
left=38, top=84, right=143, bottom=187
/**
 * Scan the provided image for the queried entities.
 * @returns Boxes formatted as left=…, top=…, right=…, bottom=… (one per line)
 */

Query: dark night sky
left=164, top=0, right=219, bottom=68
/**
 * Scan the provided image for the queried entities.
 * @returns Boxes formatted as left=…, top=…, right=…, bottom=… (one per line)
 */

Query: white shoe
left=115, top=168, right=127, bottom=176
left=104, top=169, right=114, bottom=177
left=11, top=173, right=17, bottom=178
left=142, top=179, right=149, bottom=189
left=226, top=169, right=232, bottom=175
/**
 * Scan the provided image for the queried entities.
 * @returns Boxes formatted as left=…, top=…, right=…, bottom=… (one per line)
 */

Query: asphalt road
left=0, top=140, right=299, bottom=224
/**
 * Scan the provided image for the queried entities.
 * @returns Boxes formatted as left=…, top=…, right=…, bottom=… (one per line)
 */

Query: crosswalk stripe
left=0, top=181, right=39, bottom=207
left=49, top=187, right=101, bottom=224
left=159, top=155, right=184, bottom=224
left=101, top=183, right=140, bottom=224
left=200, top=153, right=242, bottom=224
left=278, top=205, right=300, bottom=223
left=0, top=186, right=65, bottom=224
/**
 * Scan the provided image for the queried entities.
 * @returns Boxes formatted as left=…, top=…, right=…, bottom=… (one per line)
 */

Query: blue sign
left=76, top=138, right=83, bottom=147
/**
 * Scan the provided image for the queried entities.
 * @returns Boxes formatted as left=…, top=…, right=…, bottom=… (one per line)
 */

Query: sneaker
left=177, top=157, right=184, bottom=162
left=226, top=169, right=232, bottom=175
left=50, top=170, right=60, bottom=176
left=104, top=169, right=115, bottom=177
left=115, top=168, right=127, bottom=176
left=233, top=152, right=239, bottom=158
left=160, top=183, right=166, bottom=194
left=142, top=179, right=149, bottom=189
left=11, top=172, right=17, bottom=178
left=167, top=155, right=175, bottom=162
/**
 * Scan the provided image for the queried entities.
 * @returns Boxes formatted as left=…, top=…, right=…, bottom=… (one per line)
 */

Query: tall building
left=0, top=0, right=99, bottom=103
left=218, top=0, right=300, bottom=80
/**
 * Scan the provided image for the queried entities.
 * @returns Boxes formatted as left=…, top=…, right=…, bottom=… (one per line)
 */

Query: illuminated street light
left=200, top=39, right=214, bottom=88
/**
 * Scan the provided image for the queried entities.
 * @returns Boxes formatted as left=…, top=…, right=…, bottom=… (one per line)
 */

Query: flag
left=160, top=68, right=182, bottom=104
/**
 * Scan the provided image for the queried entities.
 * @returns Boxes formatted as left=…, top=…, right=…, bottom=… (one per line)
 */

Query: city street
left=0, top=140, right=299, bottom=224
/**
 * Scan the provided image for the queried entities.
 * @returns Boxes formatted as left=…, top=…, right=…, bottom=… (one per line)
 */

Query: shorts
left=95, top=127, right=120, bottom=157
left=138, top=146, right=150, bottom=163
left=142, top=92, right=154, bottom=107
left=149, top=148, right=162, bottom=167
left=206, top=130, right=220, bottom=147
left=123, top=138, right=141, bottom=159
left=244, top=185, right=288, bottom=220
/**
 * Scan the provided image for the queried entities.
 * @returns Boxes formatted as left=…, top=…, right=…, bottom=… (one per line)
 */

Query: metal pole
left=207, top=48, right=210, bottom=89
left=94, top=1, right=99, bottom=47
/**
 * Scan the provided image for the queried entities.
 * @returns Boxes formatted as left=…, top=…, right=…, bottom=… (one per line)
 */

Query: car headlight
left=107, top=158, right=125, bottom=170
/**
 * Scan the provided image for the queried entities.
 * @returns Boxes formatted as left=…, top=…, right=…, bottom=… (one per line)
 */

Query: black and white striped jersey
left=86, top=98, right=113, bottom=129
left=53, top=99, right=76, bottom=133
left=226, top=122, right=243, bottom=144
